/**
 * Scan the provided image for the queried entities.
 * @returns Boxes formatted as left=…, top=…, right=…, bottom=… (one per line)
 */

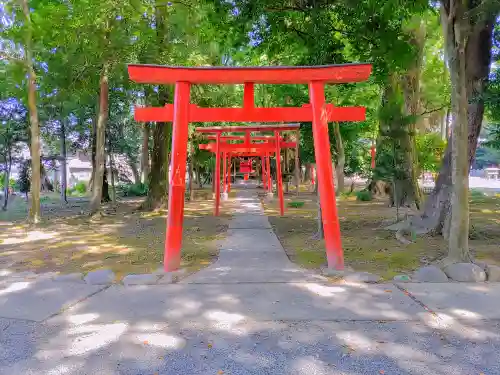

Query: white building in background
left=9, top=147, right=137, bottom=189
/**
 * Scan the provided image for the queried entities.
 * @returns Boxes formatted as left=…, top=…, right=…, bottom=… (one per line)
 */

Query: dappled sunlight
left=134, top=333, right=186, bottom=349
left=1, top=230, right=58, bottom=245
left=299, top=282, right=347, bottom=297
left=0, top=193, right=229, bottom=278
left=0, top=280, right=31, bottom=296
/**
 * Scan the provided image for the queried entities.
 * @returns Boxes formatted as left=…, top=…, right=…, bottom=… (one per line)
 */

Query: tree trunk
left=189, top=155, right=194, bottom=201
left=413, top=3, right=495, bottom=239
left=294, top=130, right=300, bottom=195
left=2, top=152, right=11, bottom=211
left=333, top=122, right=345, bottom=196
left=60, top=117, right=68, bottom=204
left=142, top=89, right=170, bottom=210
left=141, top=122, right=150, bottom=184
left=443, top=1, right=471, bottom=263
left=89, top=62, right=110, bottom=215
left=108, top=134, right=116, bottom=205
left=196, top=164, right=202, bottom=188
left=377, top=75, right=421, bottom=209
left=26, top=59, right=41, bottom=222
left=21, top=0, right=41, bottom=223
left=314, top=180, right=324, bottom=239
left=126, top=152, right=140, bottom=184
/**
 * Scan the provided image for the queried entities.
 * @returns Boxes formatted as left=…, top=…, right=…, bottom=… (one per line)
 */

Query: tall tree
left=409, top=1, right=498, bottom=244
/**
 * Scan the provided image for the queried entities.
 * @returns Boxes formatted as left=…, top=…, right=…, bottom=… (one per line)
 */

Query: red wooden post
left=222, top=150, right=227, bottom=194
left=275, top=131, right=285, bottom=216
left=266, top=152, right=272, bottom=193
left=244, top=82, right=254, bottom=109
left=227, top=153, right=232, bottom=193
left=164, top=81, right=191, bottom=272
left=309, top=81, right=344, bottom=270
left=261, top=155, right=267, bottom=189
left=214, top=133, right=221, bottom=215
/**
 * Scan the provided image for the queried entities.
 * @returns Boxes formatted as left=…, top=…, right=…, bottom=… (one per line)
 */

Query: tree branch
left=0, top=51, right=25, bottom=65
left=419, top=105, right=448, bottom=116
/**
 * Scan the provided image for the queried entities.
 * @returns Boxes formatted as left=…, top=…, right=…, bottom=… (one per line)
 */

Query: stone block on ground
left=486, top=265, right=500, bottom=282
left=158, top=273, right=174, bottom=284
left=53, top=273, right=84, bottom=283
left=393, top=274, right=411, bottom=282
left=413, top=265, right=449, bottom=283
left=122, top=274, right=159, bottom=286
left=84, top=269, right=115, bottom=285
left=321, top=266, right=353, bottom=278
left=343, top=272, right=381, bottom=283
left=444, top=263, right=486, bottom=282
left=474, top=261, right=488, bottom=271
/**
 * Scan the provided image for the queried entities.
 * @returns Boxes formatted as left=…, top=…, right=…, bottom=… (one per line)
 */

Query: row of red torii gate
left=128, top=63, right=373, bottom=272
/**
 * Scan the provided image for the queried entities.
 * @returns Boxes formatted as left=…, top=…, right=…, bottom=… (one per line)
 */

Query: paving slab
left=401, top=282, right=500, bottom=320
left=60, top=283, right=425, bottom=322
left=0, top=278, right=104, bottom=321
left=228, top=214, right=271, bottom=229
left=181, top=266, right=328, bottom=284
left=218, top=229, right=284, bottom=252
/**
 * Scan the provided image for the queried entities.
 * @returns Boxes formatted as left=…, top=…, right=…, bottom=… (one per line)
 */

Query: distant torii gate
left=128, top=63, right=372, bottom=272
left=197, top=124, right=299, bottom=217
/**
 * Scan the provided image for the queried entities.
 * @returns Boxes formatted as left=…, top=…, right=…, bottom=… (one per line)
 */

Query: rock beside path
left=444, top=263, right=486, bottom=282
left=413, top=265, right=449, bottom=283
left=84, top=269, right=115, bottom=285
left=486, top=265, right=500, bottom=282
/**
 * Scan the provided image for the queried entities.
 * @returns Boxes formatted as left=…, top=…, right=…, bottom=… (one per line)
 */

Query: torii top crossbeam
left=128, top=64, right=371, bottom=84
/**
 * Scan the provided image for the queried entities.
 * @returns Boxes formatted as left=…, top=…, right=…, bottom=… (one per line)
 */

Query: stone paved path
left=1, top=184, right=499, bottom=375
left=181, top=188, right=328, bottom=284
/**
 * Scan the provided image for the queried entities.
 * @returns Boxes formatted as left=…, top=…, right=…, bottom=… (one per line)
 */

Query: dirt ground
left=261, top=188, right=500, bottom=280
left=0, top=189, right=233, bottom=279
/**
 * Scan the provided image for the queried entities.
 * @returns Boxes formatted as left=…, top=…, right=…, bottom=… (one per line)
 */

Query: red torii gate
left=197, top=125, right=299, bottom=217
left=128, top=63, right=372, bottom=271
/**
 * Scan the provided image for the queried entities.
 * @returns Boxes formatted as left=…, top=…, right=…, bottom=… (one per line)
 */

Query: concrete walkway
left=1, top=185, right=500, bottom=374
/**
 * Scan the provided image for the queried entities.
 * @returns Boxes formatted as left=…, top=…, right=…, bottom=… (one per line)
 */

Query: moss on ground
left=262, top=188, right=500, bottom=280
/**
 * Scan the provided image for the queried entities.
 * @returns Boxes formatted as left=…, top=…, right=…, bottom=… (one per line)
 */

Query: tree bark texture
left=415, top=2, right=495, bottom=239
left=142, top=88, right=170, bottom=210
left=2, top=152, right=11, bottom=211
left=89, top=62, right=110, bottom=215
left=22, top=0, right=41, bottom=223
left=333, top=122, right=345, bottom=196
left=375, top=75, right=421, bottom=209
left=141, top=122, right=150, bottom=183
left=60, top=118, right=68, bottom=204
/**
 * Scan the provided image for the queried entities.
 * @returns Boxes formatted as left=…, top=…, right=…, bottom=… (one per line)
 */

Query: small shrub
left=288, top=200, right=305, bottom=208
left=121, top=183, right=148, bottom=197
left=74, top=182, right=87, bottom=194
left=356, top=189, right=373, bottom=202
left=470, top=189, right=485, bottom=198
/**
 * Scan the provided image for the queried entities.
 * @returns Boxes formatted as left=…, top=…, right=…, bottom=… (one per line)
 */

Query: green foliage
left=356, top=190, right=373, bottom=202
left=287, top=201, right=305, bottom=208
left=416, top=133, right=446, bottom=172
left=120, top=183, right=148, bottom=197
left=0, top=174, right=16, bottom=190
left=74, top=182, right=87, bottom=195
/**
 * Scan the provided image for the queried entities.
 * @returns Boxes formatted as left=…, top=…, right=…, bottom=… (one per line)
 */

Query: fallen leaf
left=379, top=371, right=385, bottom=374
left=384, top=290, right=392, bottom=293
